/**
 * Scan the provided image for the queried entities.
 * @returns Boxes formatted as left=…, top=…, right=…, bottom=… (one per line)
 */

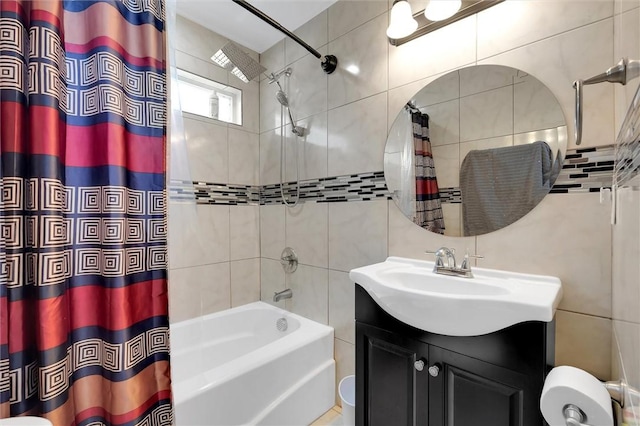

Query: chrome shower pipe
left=573, top=57, right=640, bottom=145
left=267, top=67, right=292, bottom=84
left=231, top=0, right=338, bottom=74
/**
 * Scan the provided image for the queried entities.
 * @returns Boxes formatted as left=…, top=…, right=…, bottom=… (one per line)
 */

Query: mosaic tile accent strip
left=439, top=187, right=462, bottom=204
left=169, top=180, right=260, bottom=205
left=551, top=145, right=615, bottom=193
left=615, top=84, right=640, bottom=187
left=261, top=172, right=390, bottom=204
left=169, top=146, right=615, bottom=205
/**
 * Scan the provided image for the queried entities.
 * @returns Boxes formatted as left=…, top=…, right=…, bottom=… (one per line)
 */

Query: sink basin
left=349, top=256, right=562, bottom=336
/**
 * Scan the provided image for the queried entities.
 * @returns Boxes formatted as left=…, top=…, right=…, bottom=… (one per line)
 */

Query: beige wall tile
left=201, top=262, right=232, bottom=315
left=169, top=203, right=230, bottom=269
left=329, top=200, right=388, bottom=272
left=388, top=15, right=476, bottom=89
left=555, top=310, right=612, bottom=380
left=260, top=204, right=286, bottom=260
left=286, top=10, right=328, bottom=65
left=612, top=182, right=640, bottom=323
left=477, top=193, right=612, bottom=318
left=230, top=205, right=260, bottom=261
left=328, top=0, right=387, bottom=42
left=329, top=270, right=356, bottom=344
left=261, top=258, right=287, bottom=308
left=328, top=13, right=389, bottom=109
left=284, top=112, right=328, bottom=182
left=477, top=0, right=613, bottom=60
left=231, top=258, right=261, bottom=307
left=288, top=48, right=329, bottom=121
left=478, top=19, right=615, bottom=149
left=183, top=116, right=228, bottom=183
left=286, top=202, right=329, bottom=268
left=286, top=264, right=329, bottom=324
left=388, top=201, right=476, bottom=262
left=228, top=128, right=259, bottom=186
left=328, top=93, right=388, bottom=176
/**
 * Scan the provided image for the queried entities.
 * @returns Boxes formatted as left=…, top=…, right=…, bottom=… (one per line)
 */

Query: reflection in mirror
left=384, top=65, right=567, bottom=237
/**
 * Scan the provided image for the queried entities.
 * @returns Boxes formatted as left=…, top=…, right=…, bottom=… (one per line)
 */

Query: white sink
left=349, top=256, right=562, bottom=336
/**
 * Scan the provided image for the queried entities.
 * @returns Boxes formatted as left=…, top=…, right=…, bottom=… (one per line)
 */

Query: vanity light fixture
left=424, top=0, right=462, bottom=21
left=387, top=0, right=505, bottom=46
left=387, top=0, right=418, bottom=39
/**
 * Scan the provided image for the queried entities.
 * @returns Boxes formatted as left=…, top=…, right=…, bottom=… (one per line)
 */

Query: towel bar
left=573, top=58, right=640, bottom=145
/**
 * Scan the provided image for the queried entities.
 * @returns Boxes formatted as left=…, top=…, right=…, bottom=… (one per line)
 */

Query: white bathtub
left=171, top=301, right=336, bottom=425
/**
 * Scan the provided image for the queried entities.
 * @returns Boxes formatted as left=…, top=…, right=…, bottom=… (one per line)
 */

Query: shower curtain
left=0, top=1, right=172, bottom=424
left=412, top=112, right=445, bottom=234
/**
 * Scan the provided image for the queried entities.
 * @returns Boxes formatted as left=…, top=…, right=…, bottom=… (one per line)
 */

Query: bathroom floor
left=311, top=406, right=342, bottom=425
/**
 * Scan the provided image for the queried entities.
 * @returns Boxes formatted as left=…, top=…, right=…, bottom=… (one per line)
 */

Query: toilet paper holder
left=562, top=379, right=639, bottom=426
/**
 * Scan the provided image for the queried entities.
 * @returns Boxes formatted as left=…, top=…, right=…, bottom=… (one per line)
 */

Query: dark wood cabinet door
left=428, top=346, right=533, bottom=426
left=357, top=324, right=429, bottom=426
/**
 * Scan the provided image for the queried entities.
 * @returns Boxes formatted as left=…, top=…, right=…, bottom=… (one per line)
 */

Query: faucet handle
left=426, top=247, right=456, bottom=268
left=460, top=250, right=483, bottom=270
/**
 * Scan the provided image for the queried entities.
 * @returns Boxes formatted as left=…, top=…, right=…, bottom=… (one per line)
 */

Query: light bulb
left=424, top=0, right=462, bottom=22
left=386, top=0, right=418, bottom=39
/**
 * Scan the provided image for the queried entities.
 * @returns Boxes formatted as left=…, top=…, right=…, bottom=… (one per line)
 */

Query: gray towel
left=460, top=141, right=556, bottom=236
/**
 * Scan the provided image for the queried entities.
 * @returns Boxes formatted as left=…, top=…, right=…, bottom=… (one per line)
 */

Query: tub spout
left=273, top=288, right=292, bottom=302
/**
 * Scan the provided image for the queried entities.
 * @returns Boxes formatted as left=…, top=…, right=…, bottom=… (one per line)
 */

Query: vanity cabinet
left=355, top=285, right=554, bottom=426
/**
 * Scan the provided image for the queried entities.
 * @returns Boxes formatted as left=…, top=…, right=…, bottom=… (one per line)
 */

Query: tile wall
left=258, top=0, right=631, bottom=403
left=611, top=0, right=640, bottom=423
left=168, top=16, right=261, bottom=322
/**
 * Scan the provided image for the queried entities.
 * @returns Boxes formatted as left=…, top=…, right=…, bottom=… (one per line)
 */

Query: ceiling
left=176, top=0, right=338, bottom=54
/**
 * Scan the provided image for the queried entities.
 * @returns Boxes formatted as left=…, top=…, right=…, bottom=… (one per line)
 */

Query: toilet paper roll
left=540, top=366, right=613, bottom=426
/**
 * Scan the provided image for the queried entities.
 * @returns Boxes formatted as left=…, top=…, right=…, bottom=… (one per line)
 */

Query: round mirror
left=384, top=65, right=567, bottom=237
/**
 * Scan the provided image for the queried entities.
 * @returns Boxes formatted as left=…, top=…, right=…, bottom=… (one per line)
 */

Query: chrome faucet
left=426, top=247, right=483, bottom=278
left=273, top=288, right=293, bottom=302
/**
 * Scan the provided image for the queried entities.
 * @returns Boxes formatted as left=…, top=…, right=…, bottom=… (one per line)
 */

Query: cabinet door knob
left=428, top=363, right=441, bottom=377
left=414, top=360, right=425, bottom=371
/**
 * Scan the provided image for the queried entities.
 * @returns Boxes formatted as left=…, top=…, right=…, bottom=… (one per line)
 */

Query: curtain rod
left=231, top=0, right=338, bottom=74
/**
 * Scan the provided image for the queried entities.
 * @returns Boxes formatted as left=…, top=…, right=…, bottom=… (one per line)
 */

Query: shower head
left=211, top=42, right=266, bottom=83
left=276, top=89, right=289, bottom=107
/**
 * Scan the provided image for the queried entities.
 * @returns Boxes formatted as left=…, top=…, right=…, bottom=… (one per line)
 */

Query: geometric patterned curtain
left=411, top=111, right=445, bottom=234
left=0, top=1, right=172, bottom=424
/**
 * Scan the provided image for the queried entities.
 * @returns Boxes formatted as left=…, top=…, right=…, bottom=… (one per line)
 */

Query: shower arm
left=231, top=0, right=338, bottom=74
left=573, top=57, right=640, bottom=145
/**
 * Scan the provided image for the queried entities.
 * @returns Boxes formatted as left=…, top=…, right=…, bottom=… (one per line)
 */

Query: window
left=176, top=69, right=242, bottom=125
